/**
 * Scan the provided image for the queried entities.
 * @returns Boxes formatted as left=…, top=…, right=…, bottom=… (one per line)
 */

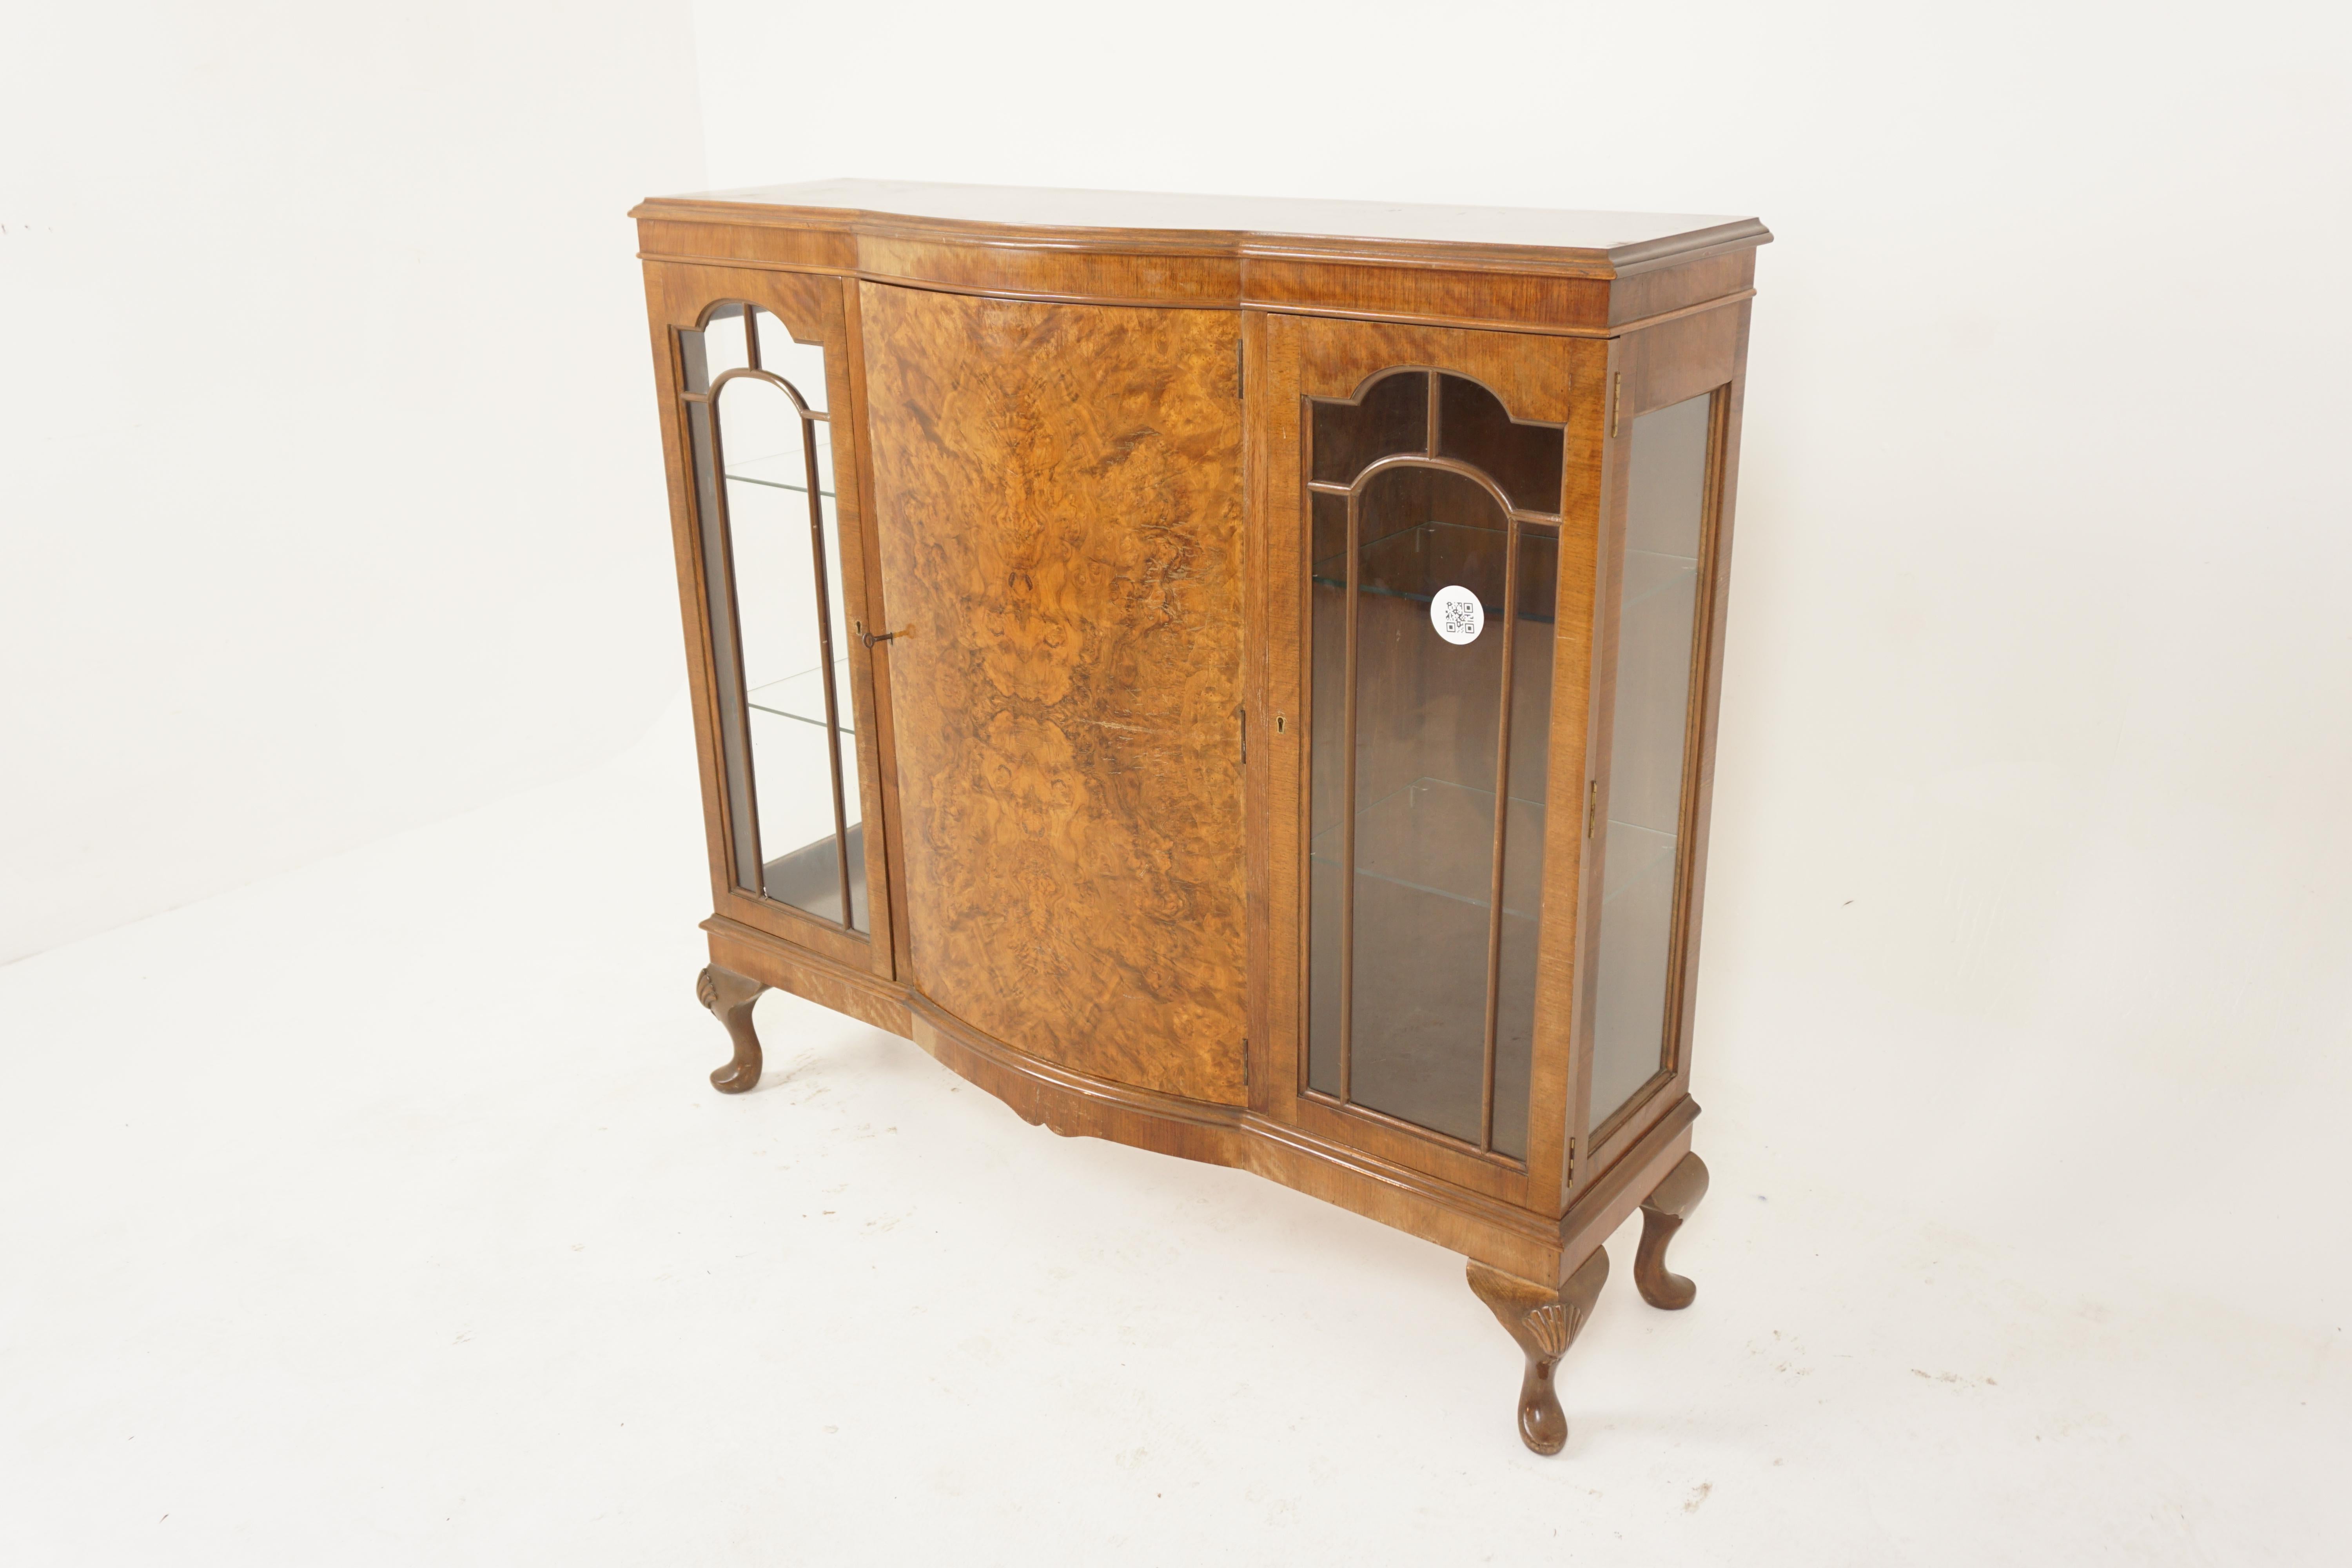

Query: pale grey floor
left=2, top=707, right=2341, bottom=1565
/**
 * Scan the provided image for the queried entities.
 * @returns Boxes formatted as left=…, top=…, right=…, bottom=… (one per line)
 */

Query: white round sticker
left=1430, top=584, right=1485, bottom=646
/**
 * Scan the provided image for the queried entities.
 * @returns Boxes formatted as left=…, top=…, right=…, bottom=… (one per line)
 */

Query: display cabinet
left=633, top=181, right=1767, bottom=1454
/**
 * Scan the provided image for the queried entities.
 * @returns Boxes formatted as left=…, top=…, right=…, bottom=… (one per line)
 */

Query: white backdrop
left=0, top=0, right=704, bottom=962
left=689, top=0, right=2352, bottom=1339
left=0, top=5, right=2345, bottom=1554
left=5, top=0, right=2347, bottom=1340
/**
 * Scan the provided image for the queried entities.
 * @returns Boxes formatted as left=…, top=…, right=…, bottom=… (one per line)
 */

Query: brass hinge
left=1611, top=372, right=1623, bottom=439
left=1585, top=779, right=1599, bottom=836
left=1237, top=338, right=1246, bottom=399
left=1236, top=704, right=1247, bottom=764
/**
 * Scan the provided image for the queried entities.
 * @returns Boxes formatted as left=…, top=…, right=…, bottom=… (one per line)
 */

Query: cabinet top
left=637, top=178, right=1768, bottom=271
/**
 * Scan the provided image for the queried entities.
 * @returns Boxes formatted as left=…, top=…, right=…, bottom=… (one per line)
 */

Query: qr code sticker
left=1430, top=584, right=1484, bottom=646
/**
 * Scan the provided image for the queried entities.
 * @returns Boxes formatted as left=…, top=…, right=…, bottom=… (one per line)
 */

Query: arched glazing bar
left=677, top=302, right=866, bottom=931
left=1305, top=370, right=1564, bottom=1159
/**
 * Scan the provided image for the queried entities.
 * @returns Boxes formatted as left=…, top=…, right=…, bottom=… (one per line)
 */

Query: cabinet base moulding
left=701, top=915, right=1697, bottom=1293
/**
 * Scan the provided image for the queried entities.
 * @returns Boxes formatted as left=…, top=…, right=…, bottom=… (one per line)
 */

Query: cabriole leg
left=696, top=964, right=766, bottom=1094
left=1633, top=1151, right=1710, bottom=1310
left=1465, top=1247, right=1609, bottom=1456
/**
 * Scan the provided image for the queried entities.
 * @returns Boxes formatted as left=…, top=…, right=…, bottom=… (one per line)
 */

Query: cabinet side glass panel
left=1588, top=390, right=1713, bottom=1127
left=1305, top=370, right=1562, bottom=1159
left=681, top=305, right=864, bottom=931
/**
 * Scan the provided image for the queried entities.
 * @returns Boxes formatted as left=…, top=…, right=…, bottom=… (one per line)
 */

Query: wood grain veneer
left=859, top=283, right=1249, bottom=1107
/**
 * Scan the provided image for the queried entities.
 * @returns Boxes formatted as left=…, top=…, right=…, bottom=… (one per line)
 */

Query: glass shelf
left=746, top=660, right=856, bottom=735
left=761, top=820, right=869, bottom=931
left=1312, top=519, right=1559, bottom=624
left=1619, top=546, right=1696, bottom=616
left=727, top=467, right=835, bottom=500
left=1601, top=818, right=1676, bottom=905
left=1310, top=777, right=1546, bottom=920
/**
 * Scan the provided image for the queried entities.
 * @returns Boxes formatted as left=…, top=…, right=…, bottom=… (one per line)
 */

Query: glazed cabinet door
left=1250, top=313, right=1606, bottom=1209
left=646, top=264, right=895, bottom=978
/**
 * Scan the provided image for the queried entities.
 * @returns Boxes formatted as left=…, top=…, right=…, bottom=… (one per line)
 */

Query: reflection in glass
left=680, top=304, right=865, bottom=931
left=1588, top=391, right=1713, bottom=1127
left=1307, top=370, right=1563, bottom=1158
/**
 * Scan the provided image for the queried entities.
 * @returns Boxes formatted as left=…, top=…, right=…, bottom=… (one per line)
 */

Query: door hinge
left=1236, top=704, right=1247, bottom=764
left=1585, top=779, right=1599, bottom=836
left=1611, top=372, right=1624, bottom=438
left=1236, top=338, right=1246, bottom=400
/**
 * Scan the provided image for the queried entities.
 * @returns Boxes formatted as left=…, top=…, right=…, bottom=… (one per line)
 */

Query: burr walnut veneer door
left=861, top=284, right=1248, bottom=1106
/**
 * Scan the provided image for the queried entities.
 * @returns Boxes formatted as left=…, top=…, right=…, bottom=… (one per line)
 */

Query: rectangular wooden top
left=645, top=178, right=1769, bottom=270
left=633, top=180, right=1768, bottom=334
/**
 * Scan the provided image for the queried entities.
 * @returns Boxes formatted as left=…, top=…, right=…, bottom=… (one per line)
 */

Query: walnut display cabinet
left=633, top=180, right=1767, bottom=1454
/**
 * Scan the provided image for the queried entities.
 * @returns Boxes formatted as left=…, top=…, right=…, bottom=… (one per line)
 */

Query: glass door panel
left=1588, top=390, right=1714, bottom=1125
left=1306, top=370, right=1563, bottom=1159
left=681, top=304, right=866, bottom=931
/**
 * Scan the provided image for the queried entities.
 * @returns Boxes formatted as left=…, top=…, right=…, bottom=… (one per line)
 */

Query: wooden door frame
left=641, top=260, right=897, bottom=981
left=1247, top=310, right=1607, bottom=1212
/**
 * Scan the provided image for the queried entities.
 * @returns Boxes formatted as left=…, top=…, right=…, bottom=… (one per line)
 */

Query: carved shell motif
left=1522, top=1301, right=1583, bottom=1360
